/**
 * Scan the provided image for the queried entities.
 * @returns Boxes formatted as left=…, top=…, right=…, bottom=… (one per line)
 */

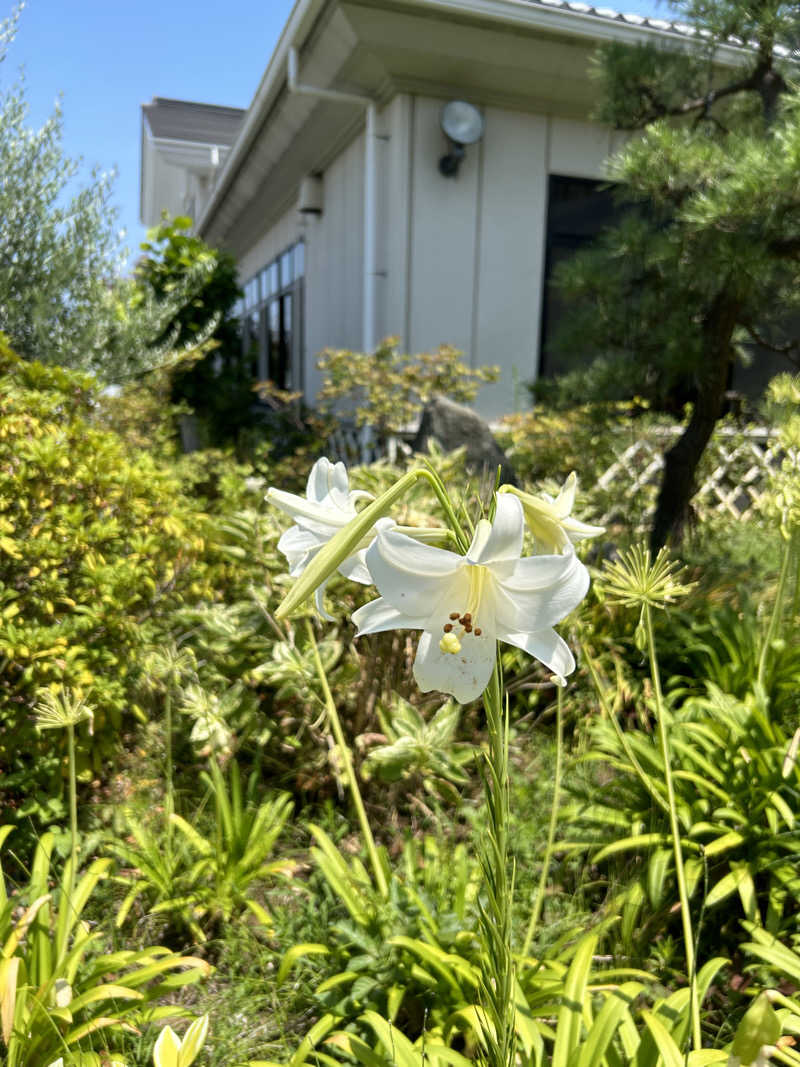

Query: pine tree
left=553, top=0, right=800, bottom=547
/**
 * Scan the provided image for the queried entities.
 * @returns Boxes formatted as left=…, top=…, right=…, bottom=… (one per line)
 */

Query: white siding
left=407, top=96, right=479, bottom=359
left=237, top=206, right=301, bottom=282
left=395, top=100, right=615, bottom=417
left=304, top=130, right=365, bottom=399
left=142, top=150, right=188, bottom=228
left=549, top=117, right=613, bottom=180
left=377, top=95, right=412, bottom=347
left=474, top=109, right=549, bottom=418
left=228, top=98, right=616, bottom=415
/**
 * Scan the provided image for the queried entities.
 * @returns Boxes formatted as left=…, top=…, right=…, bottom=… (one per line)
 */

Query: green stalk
left=580, top=638, right=670, bottom=816
left=521, top=684, right=563, bottom=961
left=305, top=618, right=389, bottom=898
left=164, top=685, right=174, bottom=847
left=757, top=528, right=794, bottom=691
left=478, top=658, right=516, bottom=1067
left=643, top=603, right=701, bottom=1052
left=67, top=721, right=78, bottom=899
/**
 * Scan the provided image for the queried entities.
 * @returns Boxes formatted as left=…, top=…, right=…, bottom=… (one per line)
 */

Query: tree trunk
left=650, top=293, right=739, bottom=550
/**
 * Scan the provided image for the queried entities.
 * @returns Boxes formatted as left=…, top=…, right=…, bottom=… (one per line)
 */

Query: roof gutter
left=197, top=0, right=329, bottom=238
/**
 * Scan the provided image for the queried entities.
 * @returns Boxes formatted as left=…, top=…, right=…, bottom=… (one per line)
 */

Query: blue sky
left=4, top=0, right=669, bottom=271
left=5, top=0, right=295, bottom=263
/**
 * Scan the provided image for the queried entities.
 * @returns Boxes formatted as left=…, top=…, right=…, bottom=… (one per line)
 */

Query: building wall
left=230, top=96, right=617, bottom=419
left=236, top=204, right=301, bottom=282
left=303, top=129, right=366, bottom=400
left=395, top=98, right=619, bottom=419
left=141, top=143, right=188, bottom=228
left=235, top=129, right=366, bottom=402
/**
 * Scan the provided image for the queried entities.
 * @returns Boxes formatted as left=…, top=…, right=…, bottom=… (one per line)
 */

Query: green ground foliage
left=1, top=339, right=799, bottom=1066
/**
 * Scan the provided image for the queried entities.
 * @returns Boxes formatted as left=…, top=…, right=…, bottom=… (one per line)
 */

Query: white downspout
left=287, top=46, right=378, bottom=353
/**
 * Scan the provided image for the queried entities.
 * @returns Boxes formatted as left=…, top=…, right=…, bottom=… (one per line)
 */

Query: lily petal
left=413, top=628, right=497, bottom=704
left=315, top=578, right=336, bottom=622
left=266, top=487, right=350, bottom=536
left=496, top=626, right=576, bottom=681
left=338, top=551, right=373, bottom=585
left=563, top=515, right=606, bottom=541
left=502, top=551, right=580, bottom=591
left=466, top=495, right=524, bottom=566
left=278, top=526, right=321, bottom=575
left=305, top=457, right=346, bottom=503
left=365, top=528, right=464, bottom=616
left=494, top=557, right=589, bottom=631
left=553, top=471, right=577, bottom=519
left=352, top=597, right=428, bottom=635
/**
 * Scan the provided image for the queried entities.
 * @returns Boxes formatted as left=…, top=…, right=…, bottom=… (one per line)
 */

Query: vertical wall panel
left=378, top=95, right=412, bottom=346
left=549, top=117, right=612, bottom=179
left=474, top=108, right=549, bottom=418
left=408, top=96, right=479, bottom=358
left=304, top=130, right=364, bottom=400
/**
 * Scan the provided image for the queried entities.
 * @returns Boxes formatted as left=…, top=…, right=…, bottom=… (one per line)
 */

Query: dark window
left=267, top=301, right=282, bottom=385
left=539, top=175, right=619, bottom=379
left=281, top=293, right=293, bottom=389
left=240, top=243, right=304, bottom=392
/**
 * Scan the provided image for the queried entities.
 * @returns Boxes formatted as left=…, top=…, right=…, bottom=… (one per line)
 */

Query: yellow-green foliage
left=0, top=339, right=214, bottom=825
left=316, top=337, right=499, bottom=439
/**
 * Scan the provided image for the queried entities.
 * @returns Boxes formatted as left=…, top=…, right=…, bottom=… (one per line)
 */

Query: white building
left=140, top=0, right=712, bottom=418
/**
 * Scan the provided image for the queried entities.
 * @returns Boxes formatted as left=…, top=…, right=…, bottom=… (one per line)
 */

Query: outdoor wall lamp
left=438, top=100, right=485, bottom=177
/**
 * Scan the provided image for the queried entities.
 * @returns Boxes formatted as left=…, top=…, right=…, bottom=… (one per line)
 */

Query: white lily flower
left=352, top=495, right=589, bottom=703
left=502, top=473, right=604, bottom=555
left=267, top=457, right=375, bottom=619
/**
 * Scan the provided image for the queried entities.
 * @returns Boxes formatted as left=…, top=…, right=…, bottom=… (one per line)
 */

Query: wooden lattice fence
left=594, top=426, right=782, bottom=527
left=327, top=419, right=783, bottom=530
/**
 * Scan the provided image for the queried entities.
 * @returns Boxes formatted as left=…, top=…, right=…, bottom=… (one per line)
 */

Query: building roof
left=142, top=97, right=245, bottom=146
left=522, top=0, right=696, bottom=38
left=520, top=0, right=793, bottom=55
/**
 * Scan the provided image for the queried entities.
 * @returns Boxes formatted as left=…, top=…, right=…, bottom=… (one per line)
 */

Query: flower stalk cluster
left=268, top=459, right=601, bottom=1067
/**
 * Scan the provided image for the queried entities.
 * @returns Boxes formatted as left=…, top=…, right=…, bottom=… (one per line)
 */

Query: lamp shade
left=440, top=100, right=484, bottom=145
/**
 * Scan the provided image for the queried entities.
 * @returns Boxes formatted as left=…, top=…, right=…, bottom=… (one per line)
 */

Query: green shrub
left=0, top=340, right=216, bottom=835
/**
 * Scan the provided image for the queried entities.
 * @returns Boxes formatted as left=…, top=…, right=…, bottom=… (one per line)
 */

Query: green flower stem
left=521, top=684, right=564, bottom=961
left=580, top=638, right=670, bottom=816
left=67, top=721, right=78, bottom=898
left=305, top=618, right=389, bottom=899
left=164, top=686, right=174, bottom=846
left=757, top=527, right=795, bottom=691
left=643, top=603, right=701, bottom=1053
left=276, top=467, right=468, bottom=620
left=479, top=658, right=516, bottom=1067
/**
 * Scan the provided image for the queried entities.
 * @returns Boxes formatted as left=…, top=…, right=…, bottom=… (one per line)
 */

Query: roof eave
left=197, top=0, right=749, bottom=238
left=198, top=0, right=329, bottom=237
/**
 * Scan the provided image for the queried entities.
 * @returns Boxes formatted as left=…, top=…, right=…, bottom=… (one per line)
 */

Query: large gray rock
left=412, top=395, right=518, bottom=487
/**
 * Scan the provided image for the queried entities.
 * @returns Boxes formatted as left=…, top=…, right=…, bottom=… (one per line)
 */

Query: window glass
left=257, top=307, right=269, bottom=380
left=281, top=293, right=293, bottom=389
left=268, top=301, right=281, bottom=383
left=245, top=277, right=259, bottom=308
left=266, top=261, right=278, bottom=297
left=294, top=241, right=305, bottom=279
left=539, top=175, right=619, bottom=379
left=246, top=310, right=260, bottom=377
left=280, top=249, right=293, bottom=288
